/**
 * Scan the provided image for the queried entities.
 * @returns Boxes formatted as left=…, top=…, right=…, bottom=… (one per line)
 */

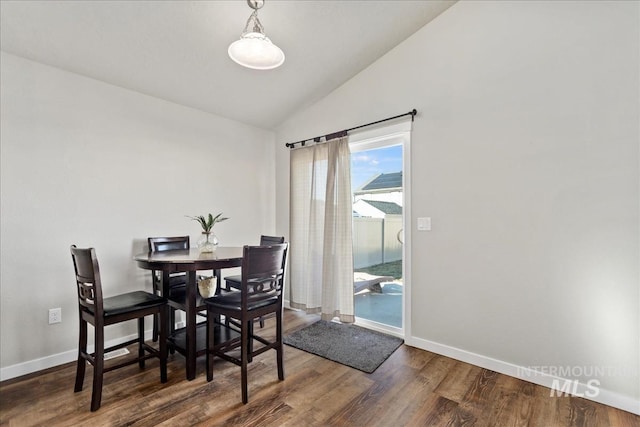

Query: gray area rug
left=284, top=320, right=404, bottom=373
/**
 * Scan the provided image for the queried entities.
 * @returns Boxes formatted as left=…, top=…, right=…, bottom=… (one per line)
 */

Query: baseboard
left=406, top=336, right=640, bottom=416
left=1, top=312, right=248, bottom=382
left=6, top=318, right=637, bottom=416
left=1, top=304, right=287, bottom=382
left=0, top=330, right=154, bottom=382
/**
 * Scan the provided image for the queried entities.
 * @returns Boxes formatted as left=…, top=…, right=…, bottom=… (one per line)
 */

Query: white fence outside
left=353, top=215, right=403, bottom=269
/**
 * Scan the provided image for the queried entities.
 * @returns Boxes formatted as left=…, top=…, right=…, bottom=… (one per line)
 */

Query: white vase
left=197, top=232, right=218, bottom=253
left=197, top=276, right=217, bottom=298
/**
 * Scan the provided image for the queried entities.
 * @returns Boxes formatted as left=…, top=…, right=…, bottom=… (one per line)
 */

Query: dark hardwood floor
left=1, top=309, right=638, bottom=426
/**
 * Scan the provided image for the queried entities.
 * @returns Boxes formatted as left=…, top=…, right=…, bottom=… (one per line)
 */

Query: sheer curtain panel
left=289, top=136, right=354, bottom=322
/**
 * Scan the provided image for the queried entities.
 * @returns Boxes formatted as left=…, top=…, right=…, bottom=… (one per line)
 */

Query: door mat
left=284, top=320, right=403, bottom=373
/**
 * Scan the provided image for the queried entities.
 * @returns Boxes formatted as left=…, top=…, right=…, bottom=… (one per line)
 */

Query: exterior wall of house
left=0, top=52, right=276, bottom=377
left=276, top=1, right=639, bottom=412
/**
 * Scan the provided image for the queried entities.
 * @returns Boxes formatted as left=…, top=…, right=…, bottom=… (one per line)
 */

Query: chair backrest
left=70, top=245, right=104, bottom=317
left=148, top=236, right=190, bottom=253
left=260, top=235, right=287, bottom=274
left=148, top=236, right=190, bottom=285
left=240, top=243, right=288, bottom=311
left=259, top=235, right=285, bottom=245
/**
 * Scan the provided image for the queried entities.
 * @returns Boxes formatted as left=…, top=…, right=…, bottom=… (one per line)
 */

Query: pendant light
left=228, top=0, right=285, bottom=70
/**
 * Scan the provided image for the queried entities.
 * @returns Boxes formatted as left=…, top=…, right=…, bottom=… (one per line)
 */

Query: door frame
left=349, top=120, right=412, bottom=339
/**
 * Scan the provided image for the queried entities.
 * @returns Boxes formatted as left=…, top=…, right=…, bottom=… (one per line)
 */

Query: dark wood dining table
left=134, top=247, right=243, bottom=380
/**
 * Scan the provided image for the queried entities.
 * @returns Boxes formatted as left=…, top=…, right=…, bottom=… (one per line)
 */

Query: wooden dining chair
left=205, top=243, right=288, bottom=404
left=148, top=236, right=189, bottom=341
left=223, top=235, right=285, bottom=327
left=70, top=245, right=168, bottom=411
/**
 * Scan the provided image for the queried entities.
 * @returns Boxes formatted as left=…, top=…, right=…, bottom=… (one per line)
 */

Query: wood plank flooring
left=1, top=309, right=638, bottom=426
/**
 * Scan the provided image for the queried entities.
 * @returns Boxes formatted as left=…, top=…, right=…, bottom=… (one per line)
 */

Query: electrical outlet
left=48, top=308, right=62, bottom=324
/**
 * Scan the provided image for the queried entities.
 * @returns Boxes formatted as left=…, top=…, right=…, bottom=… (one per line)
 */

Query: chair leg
left=276, top=310, right=284, bottom=381
left=241, top=320, right=249, bottom=404
left=91, top=326, right=105, bottom=412
left=206, top=308, right=214, bottom=382
left=170, top=308, right=176, bottom=333
left=159, top=306, right=168, bottom=383
left=74, top=318, right=87, bottom=392
left=152, top=312, right=159, bottom=342
left=169, top=308, right=176, bottom=355
left=152, top=280, right=161, bottom=342
left=247, top=320, right=254, bottom=363
left=138, top=317, right=145, bottom=369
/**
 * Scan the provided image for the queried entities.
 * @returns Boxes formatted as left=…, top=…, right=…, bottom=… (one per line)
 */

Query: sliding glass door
left=350, top=126, right=409, bottom=336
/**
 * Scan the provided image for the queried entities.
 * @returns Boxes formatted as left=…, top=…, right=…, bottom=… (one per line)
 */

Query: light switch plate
left=417, top=217, right=431, bottom=231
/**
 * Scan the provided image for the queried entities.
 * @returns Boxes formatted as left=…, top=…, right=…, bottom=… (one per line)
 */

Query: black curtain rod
left=285, top=109, right=417, bottom=149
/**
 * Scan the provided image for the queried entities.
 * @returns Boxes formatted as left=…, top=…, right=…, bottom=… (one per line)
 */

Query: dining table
left=134, top=246, right=243, bottom=380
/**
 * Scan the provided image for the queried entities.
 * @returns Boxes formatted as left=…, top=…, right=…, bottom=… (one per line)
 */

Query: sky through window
left=351, top=145, right=402, bottom=191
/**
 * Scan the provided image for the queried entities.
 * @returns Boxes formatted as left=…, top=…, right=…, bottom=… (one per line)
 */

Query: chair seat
left=167, top=288, right=209, bottom=309
left=167, top=274, right=187, bottom=286
left=98, top=291, right=167, bottom=317
left=167, top=285, right=186, bottom=297
left=205, top=291, right=278, bottom=312
left=224, top=274, right=241, bottom=288
left=162, top=274, right=186, bottom=293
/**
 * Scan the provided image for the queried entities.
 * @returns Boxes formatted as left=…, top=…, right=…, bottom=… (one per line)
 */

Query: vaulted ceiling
left=1, top=1, right=455, bottom=129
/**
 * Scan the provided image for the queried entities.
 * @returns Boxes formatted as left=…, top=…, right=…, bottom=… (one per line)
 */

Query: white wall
left=275, top=1, right=639, bottom=413
left=0, top=52, right=275, bottom=376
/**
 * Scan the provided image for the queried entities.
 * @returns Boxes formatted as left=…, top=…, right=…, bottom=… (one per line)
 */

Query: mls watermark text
left=517, top=365, right=637, bottom=398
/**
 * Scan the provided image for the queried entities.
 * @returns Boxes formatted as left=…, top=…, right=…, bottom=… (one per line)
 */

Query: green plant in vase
left=187, top=213, right=229, bottom=253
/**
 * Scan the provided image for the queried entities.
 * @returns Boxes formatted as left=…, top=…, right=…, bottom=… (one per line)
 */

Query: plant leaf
left=187, top=212, right=229, bottom=232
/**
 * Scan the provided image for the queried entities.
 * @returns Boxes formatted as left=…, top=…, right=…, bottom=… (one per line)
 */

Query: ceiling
left=0, top=1, right=455, bottom=129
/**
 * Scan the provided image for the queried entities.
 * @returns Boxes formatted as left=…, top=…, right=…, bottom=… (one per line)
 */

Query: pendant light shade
left=228, top=0, right=284, bottom=70
left=228, top=32, right=284, bottom=70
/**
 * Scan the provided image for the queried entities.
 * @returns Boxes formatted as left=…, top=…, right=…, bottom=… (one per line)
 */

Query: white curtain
left=289, top=136, right=354, bottom=323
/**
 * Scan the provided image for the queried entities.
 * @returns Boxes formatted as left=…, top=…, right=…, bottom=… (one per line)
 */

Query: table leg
left=185, top=270, right=197, bottom=380
left=214, top=269, right=222, bottom=324
left=215, top=269, right=221, bottom=294
left=161, top=272, right=174, bottom=338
